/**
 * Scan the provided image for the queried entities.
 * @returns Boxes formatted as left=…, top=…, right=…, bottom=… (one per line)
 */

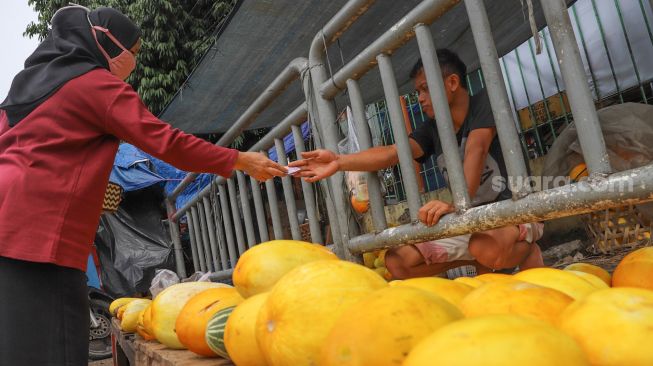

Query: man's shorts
left=413, top=223, right=545, bottom=265
left=414, top=234, right=474, bottom=265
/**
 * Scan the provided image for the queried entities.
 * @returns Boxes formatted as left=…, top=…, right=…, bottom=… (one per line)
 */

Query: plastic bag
left=149, top=269, right=180, bottom=297
left=179, top=271, right=215, bottom=283
left=543, top=103, right=653, bottom=178
left=197, top=272, right=214, bottom=282
left=338, top=107, right=370, bottom=211
left=94, top=186, right=175, bottom=298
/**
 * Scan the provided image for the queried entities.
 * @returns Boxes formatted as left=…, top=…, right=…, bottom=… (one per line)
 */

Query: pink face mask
left=89, top=24, right=136, bottom=80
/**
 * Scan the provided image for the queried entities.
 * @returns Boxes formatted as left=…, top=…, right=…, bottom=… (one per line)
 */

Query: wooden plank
left=112, top=317, right=136, bottom=366
left=134, top=338, right=234, bottom=366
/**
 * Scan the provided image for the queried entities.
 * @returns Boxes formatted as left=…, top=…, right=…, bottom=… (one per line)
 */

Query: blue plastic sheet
left=109, top=144, right=165, bottom=192
left=109, top=143, right=213, bottom=211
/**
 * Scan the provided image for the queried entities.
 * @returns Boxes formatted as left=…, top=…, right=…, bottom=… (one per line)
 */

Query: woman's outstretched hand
left=234, top=152, right=287, bottom=181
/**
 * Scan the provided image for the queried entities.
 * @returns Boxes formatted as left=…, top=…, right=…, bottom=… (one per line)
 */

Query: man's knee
left=468, top=234, right=510, bottom=270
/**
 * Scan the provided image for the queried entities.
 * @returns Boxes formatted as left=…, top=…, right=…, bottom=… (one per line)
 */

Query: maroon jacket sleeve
left=102, top=79, right=238, bottom=178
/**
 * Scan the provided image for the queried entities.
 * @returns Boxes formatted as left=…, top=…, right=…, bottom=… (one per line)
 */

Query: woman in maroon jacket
left=0, top=6, right=285, bottom=365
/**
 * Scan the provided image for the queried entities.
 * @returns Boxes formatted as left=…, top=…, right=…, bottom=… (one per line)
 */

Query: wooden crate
left=518, top=91, right=571, bottom=131
left=133, top=338, right=234, bottom=366
left=583, top=205, right=652, bottom=254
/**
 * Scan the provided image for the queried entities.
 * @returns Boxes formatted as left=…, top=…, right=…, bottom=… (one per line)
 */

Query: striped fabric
left=102, top=182, right=123, bottom=212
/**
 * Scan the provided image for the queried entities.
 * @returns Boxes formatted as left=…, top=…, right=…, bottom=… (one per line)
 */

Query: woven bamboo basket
left=583, top=205, right=652, bottom=253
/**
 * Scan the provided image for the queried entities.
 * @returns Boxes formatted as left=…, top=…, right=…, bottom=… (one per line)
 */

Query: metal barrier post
left=227, top=177, right=247, bottom=255
left=377, top=54, right=423, bottom=221
left=291, top=125, right=323, bottom=243
left=202, top=195, right=222, bottom=271
left=414, top=24, right=471, bottom=210
left=236, top=171, right=257, bottom=247
left=209, top=191, right=230, bottom=270
left=307, top=0, right=378, bottom=260
left=275, top=138, right=302, bottom=240
left=463, top=0, right=532, bottom=199
left=186, top=212, right=200, bottom=273
left=218, top=184, right=239, bottom=267
left=541, top=0, right=612, bottom=175
left=165, top=200, right=187, bottom=278
left=189, top=206, right=207, bottom=272
left=263, top=150, right=284, bottom=239
left=347, top=79, right=388, bottom=231
left=250, top=176, right=270, bottom=242
left=196, top=201, right=215, bottom=272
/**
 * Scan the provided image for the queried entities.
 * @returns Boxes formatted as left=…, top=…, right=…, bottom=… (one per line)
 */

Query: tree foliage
left=25, top=0, right=236, bottom=115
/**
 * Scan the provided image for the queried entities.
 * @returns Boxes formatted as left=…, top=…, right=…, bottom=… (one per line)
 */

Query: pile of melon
left=111, top=242, right=653, bottom=366
left=362, top=249, right=392, bottom=280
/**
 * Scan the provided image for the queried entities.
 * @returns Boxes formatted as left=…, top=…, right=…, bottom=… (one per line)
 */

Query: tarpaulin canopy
left=160, top=0, right=574, bottom=134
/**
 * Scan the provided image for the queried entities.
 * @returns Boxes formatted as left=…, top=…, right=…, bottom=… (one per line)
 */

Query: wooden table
left=111, top=318, right=136, bottom=366
left=111, top=317, right=234, bottom=366
left=133, top=339, right=234, bottom=366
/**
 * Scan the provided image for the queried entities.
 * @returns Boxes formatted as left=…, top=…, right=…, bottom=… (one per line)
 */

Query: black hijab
left=0, top=6, right=141, bottom=127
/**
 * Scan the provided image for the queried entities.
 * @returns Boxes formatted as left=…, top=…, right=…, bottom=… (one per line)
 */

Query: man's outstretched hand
left=288, top=149, right=339, bottom=183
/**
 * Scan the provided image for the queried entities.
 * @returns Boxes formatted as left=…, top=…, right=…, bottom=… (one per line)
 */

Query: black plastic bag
left=94, top=187, right=175, bottom=298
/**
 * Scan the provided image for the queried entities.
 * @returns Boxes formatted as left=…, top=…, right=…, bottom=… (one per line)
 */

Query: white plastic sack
left=337, top=106, right=370, bottom=203
left=543, top=103, right=653, bottom=178
left=149, top=269, right=180, bottom=297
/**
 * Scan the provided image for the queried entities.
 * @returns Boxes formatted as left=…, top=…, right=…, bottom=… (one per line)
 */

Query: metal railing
left=165, top=0, right=653, bottom=279
left=310, top=0, right=653, bottom=256
left=504, top=0, right=653, bottom=157
left=163, top=58, right=330, bottom=280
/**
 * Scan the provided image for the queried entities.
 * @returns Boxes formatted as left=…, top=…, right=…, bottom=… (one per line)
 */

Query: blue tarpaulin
left=110, top=144, right=166, bottom=192
left=109, top=143, right=213, bottom=211
left=146, top=157, right=214, bottom=211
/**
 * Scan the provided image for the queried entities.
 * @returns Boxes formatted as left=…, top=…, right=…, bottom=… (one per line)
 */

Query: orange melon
left=564, top=263, right=611, bottom=286
left=404, top=315, right=589, bottom=366
left=176, top=287, right=244, bottom=356
left=612, top=247, right=653, bottom=290
left=389, top=277, right=473, bottom=308
left=233, top=240, right=338, bottom=298
left=460, top=281, right=574, bottom=324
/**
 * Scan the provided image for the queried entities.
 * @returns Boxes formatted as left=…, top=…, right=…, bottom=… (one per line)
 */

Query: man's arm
left=290, top=139, right=425, bottom=182
left=462, top=127, right=495, bottom=199
left=419, top=127, right=495, bottom=226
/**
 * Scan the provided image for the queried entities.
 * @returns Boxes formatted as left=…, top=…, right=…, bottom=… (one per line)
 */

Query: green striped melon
left=205, top=305, right=236, bottom=359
